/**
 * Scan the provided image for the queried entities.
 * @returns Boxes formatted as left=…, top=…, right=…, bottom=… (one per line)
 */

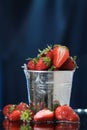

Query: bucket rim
left=24, top=69, right=76, bottom=73
left=22, top=64, right=76, bottom=73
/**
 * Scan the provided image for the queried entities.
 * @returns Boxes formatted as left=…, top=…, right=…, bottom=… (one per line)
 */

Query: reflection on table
left=1, top=111, right=87, bottom=130
left=2, top=119, right=80, bottom=130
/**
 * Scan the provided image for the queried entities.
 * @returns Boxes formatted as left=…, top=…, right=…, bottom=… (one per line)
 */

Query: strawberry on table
left=53, top=44, right=69, bottom=68
left=8, top=108, right=33, bottom=122
left=16, top=102, right=29, bottom=111
left=55, top=105, right=80, bottom=122
left=3, top=102, right=33, bottom=122
left=8, top=110, right=21, bottom=121
left=59, top=56, right=77, bottom=70
left=35, top=57, right=51, bottom=70
left=2, top=104, right=16, bottom=118
left=34, top=109, right=54, bottom=122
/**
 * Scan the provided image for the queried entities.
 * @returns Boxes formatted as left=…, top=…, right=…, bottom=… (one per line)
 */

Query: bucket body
left=24, top=69, right=75, bottom=113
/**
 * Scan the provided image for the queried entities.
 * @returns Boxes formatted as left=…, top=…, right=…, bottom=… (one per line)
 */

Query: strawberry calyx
left=71, top=56, right=78, bottom=69
left=53, top=100, right=61, bottom=111
left=8, top=105, right=17, bottom=113
left=27, top=58, right=38, bottom=64
left=32, top=58, right=38, bottom=65
left=38, top=45, right=52, bottom=57
left=48, top=65, right=57, bottom=71
left=20, top=109, right=33, bottom=122
left=42, top=57, right=51, bottom=66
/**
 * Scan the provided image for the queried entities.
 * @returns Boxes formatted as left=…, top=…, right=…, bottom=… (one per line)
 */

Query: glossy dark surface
left=0, top=111, right=87, bottom=130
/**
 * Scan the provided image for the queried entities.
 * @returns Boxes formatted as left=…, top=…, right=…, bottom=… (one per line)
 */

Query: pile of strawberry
left=27, top=44, right=77, bottom=71
left=2, top=102, right=33, bottom=122
left=2, top=102, right=80, bottom=123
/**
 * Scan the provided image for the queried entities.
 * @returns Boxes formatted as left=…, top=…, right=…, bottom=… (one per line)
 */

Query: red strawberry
left=34, top=109, right=54, bottom=122
left=59, top=56, right=77, bottom=70
left=16, top=102, right=29, bottom=111
left=8, top=110, right=21, bottom=121
left=2, top=104, right=16, bottom=118
left=38, top=45, right=53, bottom=60
left=46, top=49, right=53, bottom=60
left=35, top=57, right=51, bottom=70
left=55, top=105, right=80, bottom=122
left=27, top=58, right=37, bottom=70
left=53, top=45, right=69, bottom=68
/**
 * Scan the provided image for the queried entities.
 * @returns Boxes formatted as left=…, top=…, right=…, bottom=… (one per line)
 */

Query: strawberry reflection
left=2, top=119, right=33, bottom=130
left=3, top=120, right=80, bottom=130
left=33, top=123, right=54, bottom=130
left=55, top=123, right=80, bottom=130
left=2, top=119, right=10, bottom=130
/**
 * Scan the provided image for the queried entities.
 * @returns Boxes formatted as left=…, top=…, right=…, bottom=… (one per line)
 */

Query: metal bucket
left=23, top=65, right=75, bottom=113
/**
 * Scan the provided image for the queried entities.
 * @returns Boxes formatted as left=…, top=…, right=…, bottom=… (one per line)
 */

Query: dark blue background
left=0, top=0, right=87, bottom=109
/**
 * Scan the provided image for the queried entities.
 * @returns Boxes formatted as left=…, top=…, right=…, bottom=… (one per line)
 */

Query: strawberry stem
left=48, top=65, right=56, bottom=71
left=37, top=45, right=52, bottom=58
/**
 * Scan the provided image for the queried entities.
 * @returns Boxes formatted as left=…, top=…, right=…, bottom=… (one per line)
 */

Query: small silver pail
left=23, top=64, right=75, bottom=113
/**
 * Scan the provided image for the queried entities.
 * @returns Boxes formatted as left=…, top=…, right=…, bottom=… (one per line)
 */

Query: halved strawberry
left=2, top=104, right=16, bottom=118
left=59, top=56, right=77, bottom=70
left=53, top=44, right=69, bottom=68
left=35, top=57, right=51, bottom=70
left=55, top=105, right=80, bottom=122
left=34, top=109, right=54, bottom=122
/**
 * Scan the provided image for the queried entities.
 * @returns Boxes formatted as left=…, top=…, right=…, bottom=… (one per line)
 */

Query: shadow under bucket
left=24, top=65, right=75, bottom=113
